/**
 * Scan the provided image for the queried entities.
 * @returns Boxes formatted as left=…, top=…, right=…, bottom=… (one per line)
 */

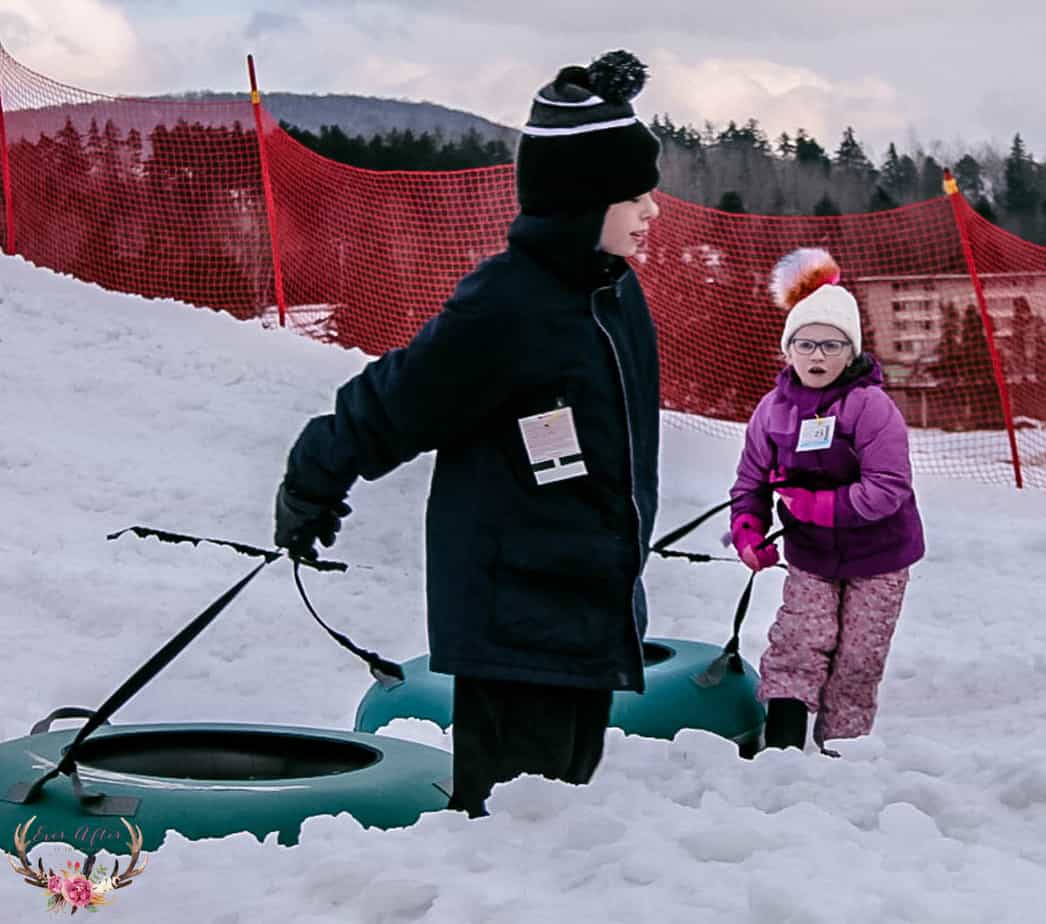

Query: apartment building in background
left=854, top=272, right=1046, bottom=427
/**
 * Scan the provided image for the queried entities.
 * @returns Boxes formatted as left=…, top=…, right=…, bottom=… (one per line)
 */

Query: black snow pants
left=447, top=675, right=613, bottom=818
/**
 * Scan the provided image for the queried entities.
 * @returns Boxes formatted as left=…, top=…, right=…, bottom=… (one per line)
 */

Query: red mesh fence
left=0, top=47, right=268, bottom=317
left=637, top=192, right=1046, bottom=488
left=261, top=109, right=516, bottom=351
left=2, top=44, right=1045, bottom=488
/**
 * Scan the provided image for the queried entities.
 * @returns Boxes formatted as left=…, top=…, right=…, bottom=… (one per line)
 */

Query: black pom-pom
left=587, top=50, right=648, bottom=104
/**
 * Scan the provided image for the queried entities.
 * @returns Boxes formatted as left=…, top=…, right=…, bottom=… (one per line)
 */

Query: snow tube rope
left=4, top=559, right=270, bottom=813
left=105, top=526, right=404, bottom=686
left=650, top=485, right=792, bottom=686
left=4, top=528, right=403, bottom=812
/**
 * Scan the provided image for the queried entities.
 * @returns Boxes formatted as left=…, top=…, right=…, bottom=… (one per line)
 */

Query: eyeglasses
left=789, top=338, right=851, bottom=357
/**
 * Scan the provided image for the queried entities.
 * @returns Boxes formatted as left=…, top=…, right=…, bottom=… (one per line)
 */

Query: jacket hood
left=507, top=210, right=629, bottom=292
left=774, top=353, right=882, bottom=418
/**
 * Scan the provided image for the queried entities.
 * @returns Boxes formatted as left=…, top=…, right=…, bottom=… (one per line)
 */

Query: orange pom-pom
left=769, top=248, right=841, bottom=310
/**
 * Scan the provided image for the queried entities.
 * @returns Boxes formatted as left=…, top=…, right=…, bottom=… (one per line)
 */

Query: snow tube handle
left=30, top=707, right=110, bottom=736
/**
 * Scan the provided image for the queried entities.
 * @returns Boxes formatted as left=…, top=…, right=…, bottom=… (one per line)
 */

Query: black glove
left=274, top=482, right=351, bottom=560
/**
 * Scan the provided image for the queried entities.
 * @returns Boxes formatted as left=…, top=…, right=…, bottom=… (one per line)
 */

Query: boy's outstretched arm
left=280, top=283, right=526, bottom=508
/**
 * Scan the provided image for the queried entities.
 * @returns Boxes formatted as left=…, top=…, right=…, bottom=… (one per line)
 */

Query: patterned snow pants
left=757, top=564, right=910, bottom=745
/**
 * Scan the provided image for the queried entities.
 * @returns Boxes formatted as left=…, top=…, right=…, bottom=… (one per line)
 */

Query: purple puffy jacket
left=730, top=355, right=925, bottom=579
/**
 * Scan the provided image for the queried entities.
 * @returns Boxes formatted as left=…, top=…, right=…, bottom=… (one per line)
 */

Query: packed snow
left=2, top=253, right=1045, bottom=923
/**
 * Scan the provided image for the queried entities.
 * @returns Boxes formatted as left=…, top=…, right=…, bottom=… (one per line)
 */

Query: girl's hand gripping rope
left=776, top=487, right=834, bottom=527
left=770, top=467, right=835, bottom=528
left=730, top=515, right=779, bottom=572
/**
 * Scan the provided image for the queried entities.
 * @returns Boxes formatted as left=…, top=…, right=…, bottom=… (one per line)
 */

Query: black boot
left=763, top=698, right=808, bottom=750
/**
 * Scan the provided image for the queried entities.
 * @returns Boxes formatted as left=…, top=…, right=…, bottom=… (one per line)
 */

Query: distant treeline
left=282, top=114, right=1046, bottom=246
left=648, top=116, right=1046, bottom=245
left=5, top=116, right=269, bottom=316
left=279, top=122, right=514, bottom=172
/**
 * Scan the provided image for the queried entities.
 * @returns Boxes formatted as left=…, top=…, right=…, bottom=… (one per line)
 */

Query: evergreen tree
left=795, top=129, right=830, bottom=171
left=126, top=128, right=144, bottom=177
left=953, top=153, right=984, bottom=200
left=1003, top=133, right=1038, bottom=213
left=835, top=126, right=874, bottom=177
left=717, top=190, right=746, bottom=213
left=86, top=118, right=103, bottom=174
left=919, top=155, right=945, bottom=201
left=932, top=302, right=962, bottom=381
left=960, top=304, right=996, bottom=384
left=1012, top=296, right=1034, bottom=379
left=280, top=121, right=512, bottom=170
left=1003, top=133, right=1041, bottom=240
left=813, top=192, right=841, bottom=216
left=974, top=197, right=997, bottom=223
left=56, top=117, right=89, bottom=178
left=880, top=143, right=902, bottom=191
left=869, top=185, right=897, bottom=211
left=776, top=131, right=795, bottom=159
left=880, top=143, right=919, bottom=202
left=651, top=113, right=700, bottom=150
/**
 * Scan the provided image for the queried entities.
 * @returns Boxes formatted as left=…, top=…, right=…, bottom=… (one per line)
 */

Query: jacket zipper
left=590, top=286, right=645, bottom=686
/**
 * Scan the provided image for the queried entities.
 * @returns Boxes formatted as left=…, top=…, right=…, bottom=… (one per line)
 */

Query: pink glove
left=730, top=515, right=780, bottom=572
left=776, top=486, right=835, bottom=527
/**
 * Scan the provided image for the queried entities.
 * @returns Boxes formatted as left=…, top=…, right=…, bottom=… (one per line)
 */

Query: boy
left=274, top=50, right=662, bottom=816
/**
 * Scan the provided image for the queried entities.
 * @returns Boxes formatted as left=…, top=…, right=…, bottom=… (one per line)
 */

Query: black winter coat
left=285, top=210, right=660, bottom=691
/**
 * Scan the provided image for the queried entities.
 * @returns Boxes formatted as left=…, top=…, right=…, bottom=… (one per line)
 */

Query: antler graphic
left=6, top=816, right=50, bottom=889
left=109, top=818, right=147, bottom=889
left=7, top=815, right=149, bottom=914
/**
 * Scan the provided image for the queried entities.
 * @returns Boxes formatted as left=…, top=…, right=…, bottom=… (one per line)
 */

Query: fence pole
left=247, top=54, right=288, bottom=327
left=943, top=168, right=1023, bottom=488
left=0, top=88, right=16, bottom=255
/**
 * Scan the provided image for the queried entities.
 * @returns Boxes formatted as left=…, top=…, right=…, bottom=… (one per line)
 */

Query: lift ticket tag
left=796, top=415, right=836, bottom=452
left=518, top=406, right=588, bottom=485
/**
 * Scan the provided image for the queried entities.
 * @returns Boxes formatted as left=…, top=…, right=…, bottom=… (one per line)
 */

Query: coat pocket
left=490, top=525, right=634, bottom=656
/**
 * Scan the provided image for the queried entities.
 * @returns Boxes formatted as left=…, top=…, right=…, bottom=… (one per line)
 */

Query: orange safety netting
left=2, top=44, right=1045, bottom=489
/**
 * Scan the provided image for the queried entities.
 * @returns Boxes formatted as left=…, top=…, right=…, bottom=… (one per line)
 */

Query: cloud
left=245, top=11, right=305, bottom=39
left=644, top=51, right=907, bottom=157
left=294, top=0, right=1018, bottom=42
left=0, top=0, right=140, bottom=94
left=5, top=1, right=1041, bottom=157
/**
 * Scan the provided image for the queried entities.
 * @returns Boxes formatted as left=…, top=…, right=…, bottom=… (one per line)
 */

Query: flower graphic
left=62, top=876, right=94, bottom=908
left=6, top=816, right=148, bottom=915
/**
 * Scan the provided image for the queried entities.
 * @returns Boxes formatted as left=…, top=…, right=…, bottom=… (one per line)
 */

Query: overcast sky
left=1, top=0, right=1043, bottom=162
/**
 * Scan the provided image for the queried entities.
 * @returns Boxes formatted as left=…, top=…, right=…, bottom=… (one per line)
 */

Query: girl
left=729, top=248, right=925, bottom=754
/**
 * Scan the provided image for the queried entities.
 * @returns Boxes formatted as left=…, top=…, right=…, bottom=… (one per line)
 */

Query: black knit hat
left=516, top=50, right=661, bottom=216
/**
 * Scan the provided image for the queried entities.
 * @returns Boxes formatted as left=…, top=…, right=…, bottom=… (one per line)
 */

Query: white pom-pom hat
left=771, top=248, right=862, bottom=356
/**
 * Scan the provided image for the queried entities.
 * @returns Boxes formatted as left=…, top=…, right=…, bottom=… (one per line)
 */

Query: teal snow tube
left=354, top=638, right=765, bottom=749
left=0, top=722, right=451, bottom=855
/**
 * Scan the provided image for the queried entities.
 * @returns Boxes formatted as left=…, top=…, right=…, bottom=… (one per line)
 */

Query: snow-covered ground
left=3, top=253, right=1046, bottom=922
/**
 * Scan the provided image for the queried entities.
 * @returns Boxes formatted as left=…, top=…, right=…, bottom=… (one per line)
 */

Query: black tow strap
left=4, top=527, right=404, bottom=809
left=291, top=560, right=404, bottom=690
left=5, top=559, right=268, bottom=809
left=106, top=526, right=403, bottom=686
left=691, top=527, right=786, bottom=687
left=650, top=484, right=795, bottom=686
left=650, top=496, right=737, bottom=560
